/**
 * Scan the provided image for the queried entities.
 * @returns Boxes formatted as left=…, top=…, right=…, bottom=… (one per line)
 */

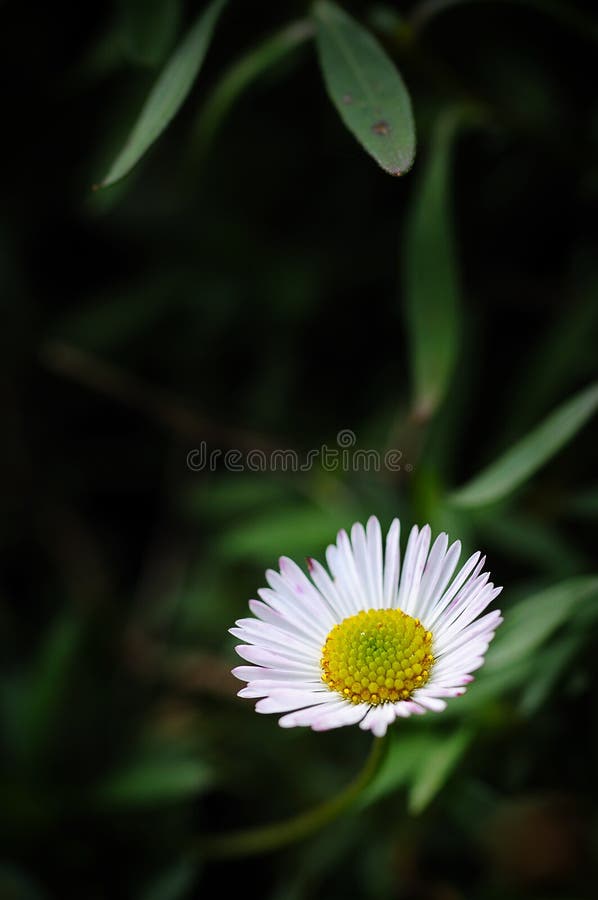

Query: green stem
left=201, top=734, right=388, bottom=859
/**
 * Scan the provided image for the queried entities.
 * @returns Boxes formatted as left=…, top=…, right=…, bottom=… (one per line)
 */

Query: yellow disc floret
left=321, top=608, right=434, bottom=705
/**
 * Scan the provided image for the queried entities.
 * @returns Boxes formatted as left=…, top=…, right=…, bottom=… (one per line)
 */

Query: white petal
left=383, top=518, right=401, bottom=608
left=232, top=665, right=309, bottom=683
left=417, top=537, right=461, bottom=623
left=248, top=599, right=320, bottom=644
left=238, top=679, right=323, bottom=698
left=307, top=556, right=350, bottom=620
left=326, top=544, right=360, bottom=616
left=367, top=516, right=384, bottom=609
left=277, top=696, right=347, bottom=728
left=434, top=609, right=502, bottom=656
left=359, top=704, right=396, bottom=736
left=279, top=556, right=336, bottom=628
left=311, top=701, right=369, bottom=731
left=256, top=690, right=332, bottom=714
left=259, top=583, right=327, bottom=641
left=234, top=644, right=320, bottom=676
left=426, top=552, right=483, bottom=627
left=332, top=529, right=367, bottom=614
left=412, top=693, right=447, bottom=712
left=230, top=621, right=319, bottom=658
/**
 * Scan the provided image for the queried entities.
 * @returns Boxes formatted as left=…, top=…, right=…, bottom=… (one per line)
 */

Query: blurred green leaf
left=182, top=475, right=293, bottom=521
left=140, top=860, right=197, bottom=900
left=518, top=634, right=581, bottom=715
left=95, top=756, right=212, bottom=808
left=359, top=730, right=434, bottom=807
left=100, top=0, right=227, bottom=187
left=118, top=0, right=182, bottom=67
left=404, top=111, right=461, bottom=419
left=0, top=864, right=47, bottom=900
left=408, top=725, right=473, bottom=813
left=485, top=576, right=598, bottom=672
left=502, top=277, right=598, bottom=441
left=449, top=382, right=598, bottom=508
left=564, top=484, right=598, bottom=520
left=218, top=504, right=354, bottom=564
left=195, top=19, right=313, bottom=151
left=314, top=0, right=415, bottom=175
left=16, top=617, right=80, bottom=761
left=473, top=510, right=584, bottom=577
left=444, top=658, right=532, bottom=718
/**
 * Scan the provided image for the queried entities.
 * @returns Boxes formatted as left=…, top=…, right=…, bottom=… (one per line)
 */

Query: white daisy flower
left=231, top=517, right=503, bottom=737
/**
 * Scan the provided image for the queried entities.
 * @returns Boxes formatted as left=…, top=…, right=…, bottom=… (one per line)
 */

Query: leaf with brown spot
left=314, top=1, right=415, bottom=175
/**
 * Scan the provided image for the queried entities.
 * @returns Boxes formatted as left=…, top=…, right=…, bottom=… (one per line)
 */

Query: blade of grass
left=404, top=110, right=462, bottom=420
left=194, top=19, right=314, bottom=152
left=449, top=382, right=598, bottom=508
left=99, top=0, right=227, bottom=187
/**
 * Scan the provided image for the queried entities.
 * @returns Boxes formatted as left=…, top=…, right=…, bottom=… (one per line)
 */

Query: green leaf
left=473, top=510, right=584, bottom=578
left=518, top=635, right=581, bottom=716
left=195, top=20, right=314, bottom=151
left=359, top=730, right=435, bottom=808
left=404, top=111, right=461, bottom=419
left=99, top=0, right=227, bottom=187
left=484, top=576, right=598, bottom=673
left=16, top=617, right=80, bottom=761
left=218, top=504, right=355, bottom=564
left=565, top=484, right=598, bottom=520
left=314, top=0, right=415, bottom=175
left=408, top=726, right=473, bottom=813
left=95, top=757, right=212, bottom=808
left=140, top=861, right=197, bottom=900
left=118, top=0, right=182, bottom=68
left=449, top=382, right=598, bottom=508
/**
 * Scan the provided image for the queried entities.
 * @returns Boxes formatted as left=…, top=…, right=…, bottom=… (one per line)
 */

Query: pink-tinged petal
left=394, top=700, right=416, bottom=718
left=325, top=544, right=360, bottom=616
left=234, top=644, right=320, bottom=675
left=277, top=696, right=346, bottom=728
left=359, top=704, right=396, bottom=736
left=306, top=556, right=349, bottom=620
left=311, top=701, right=369, bottom=731
left=412, top=694, right=447, bottom=712
left=278, top=556, right=336, bottom=628
left=248, top=599, right=319, bottom=643
left=427, top=552, right=483, bottom=627
left=231, top=620, right=319, bottom=657
left=258, top=583, right=326, bottom=640
left=255, top=690, right=332, bottom=714
left=232, top=665, right=310, bottom=683
left=239, top=680, right=323, bottom=699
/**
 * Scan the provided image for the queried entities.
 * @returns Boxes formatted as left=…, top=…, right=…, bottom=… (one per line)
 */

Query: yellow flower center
left=321, top=608, right=434, bottom=705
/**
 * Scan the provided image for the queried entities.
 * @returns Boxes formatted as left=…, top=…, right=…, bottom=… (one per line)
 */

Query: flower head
left=231, top=517, right=502, bottom=737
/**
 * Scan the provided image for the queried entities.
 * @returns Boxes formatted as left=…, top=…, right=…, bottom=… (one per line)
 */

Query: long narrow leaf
left=195, top=20, right=314, bottom=151
left=449, top=382, right=598, bottom=508
left=484, top=576, right=598, bottom=672
left=404, top=111, right=461, bottom=418
left=408, top=726, right=473, bottom=814
left=314, top=0, right=415, bottom=175
left=100, top=0, right=227, bottom=187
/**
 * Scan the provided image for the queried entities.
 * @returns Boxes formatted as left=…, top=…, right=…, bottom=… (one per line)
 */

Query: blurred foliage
left=2, top=0, right=598, bottom=898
